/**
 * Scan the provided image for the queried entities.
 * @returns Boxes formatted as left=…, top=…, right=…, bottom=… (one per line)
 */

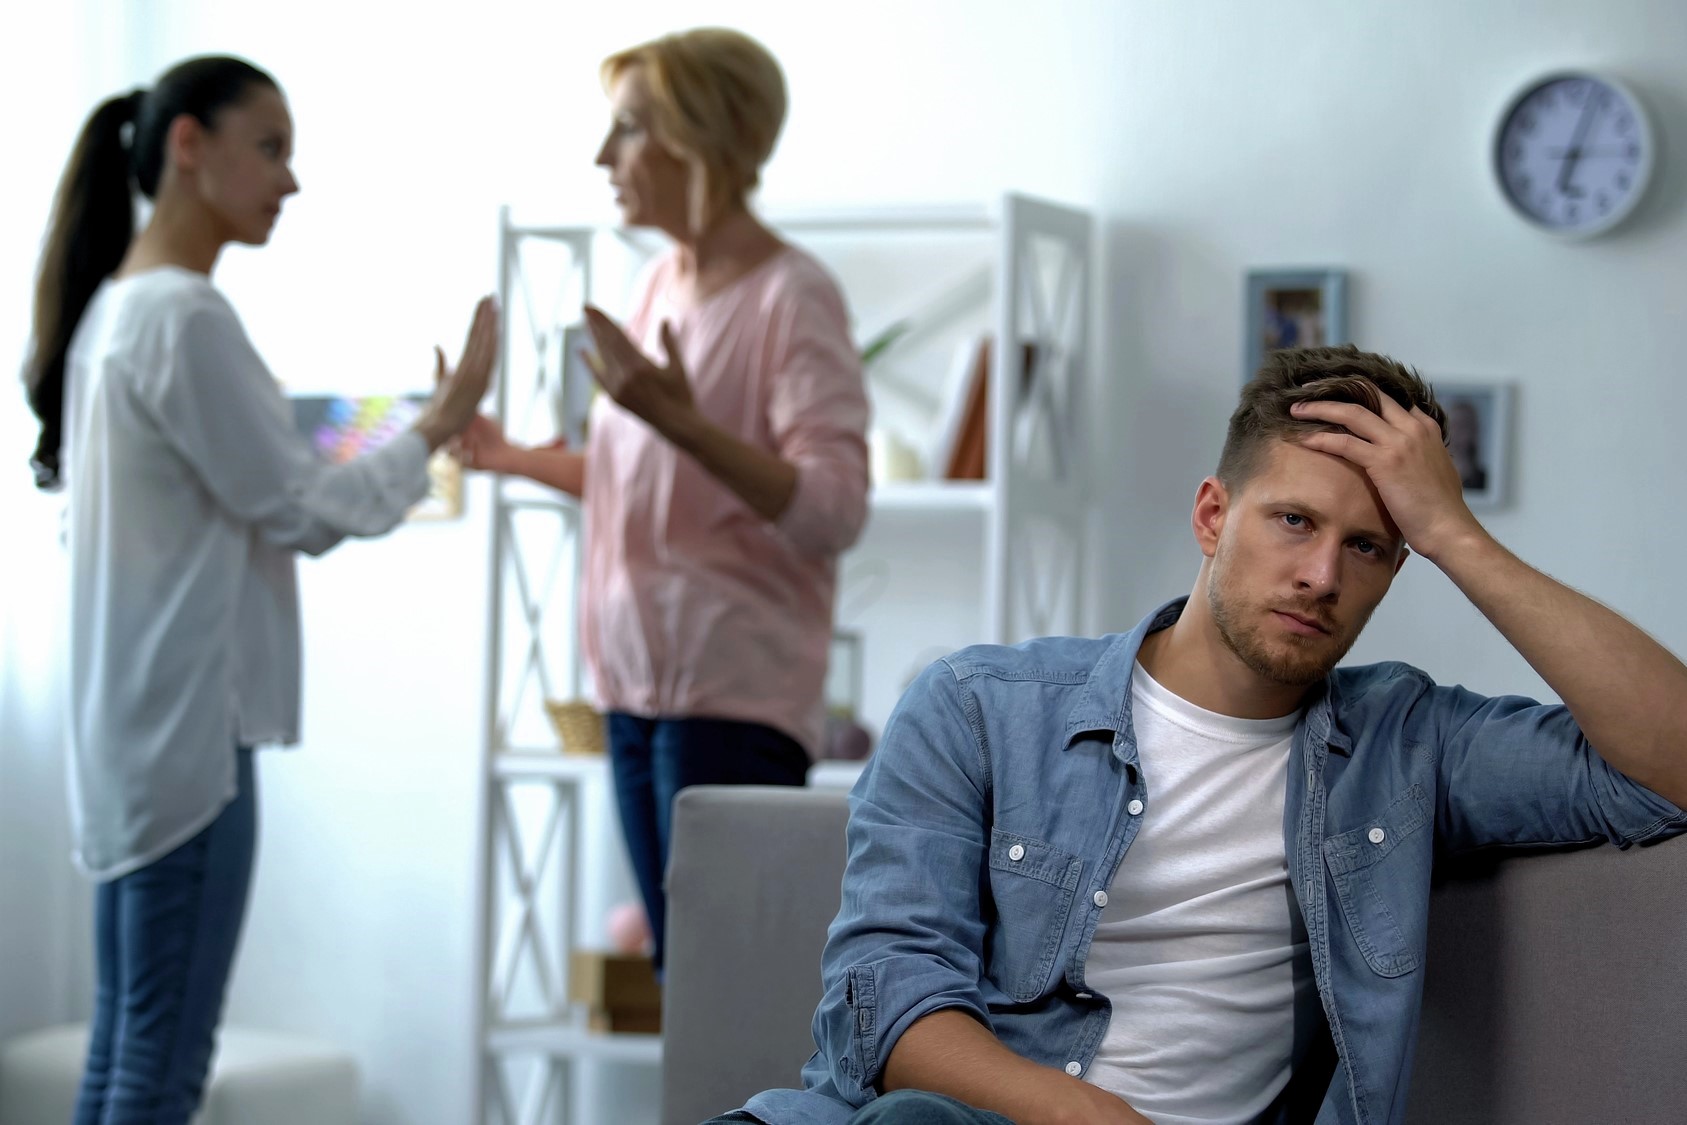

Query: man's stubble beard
left=1206, top=543, right=1374, bottom=687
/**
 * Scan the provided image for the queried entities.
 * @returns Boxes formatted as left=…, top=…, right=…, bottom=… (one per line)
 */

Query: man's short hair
left=1217, top=344, right=1447, bottom=492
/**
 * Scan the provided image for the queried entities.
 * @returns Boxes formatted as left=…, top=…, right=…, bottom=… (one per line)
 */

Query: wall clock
left=1494, top=71, right=1655, bottom=238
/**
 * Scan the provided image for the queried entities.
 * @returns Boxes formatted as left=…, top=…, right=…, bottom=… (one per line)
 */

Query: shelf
left=870, top=481, right=990, bottom=513
left=496, top=749, right=865, bottom=792
left=495, top=477, right=582, bottom=511
left=508, top=205, right=997, bottom=240
left=493, top=751, right=607, bottom=782
left=807, top=759, right=868, bottom=791
left=486, top=1021, right=662, bottom=1065
left=491, top=477, right=985, bottom=515
left=763, top=203, right=996, bottom=234
left=476, top=198, right=1092, bottom=1123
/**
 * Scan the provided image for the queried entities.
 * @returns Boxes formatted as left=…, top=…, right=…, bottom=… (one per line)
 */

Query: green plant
left=859, top=320, right=912, bottom=369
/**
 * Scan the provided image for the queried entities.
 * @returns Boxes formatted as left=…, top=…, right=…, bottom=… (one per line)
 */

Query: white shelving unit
left=470, top=194, right=1092, bottom=1124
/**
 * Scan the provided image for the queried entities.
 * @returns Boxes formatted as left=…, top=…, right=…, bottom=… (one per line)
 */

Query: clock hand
left=1557, top=85, right=1602, bottom=197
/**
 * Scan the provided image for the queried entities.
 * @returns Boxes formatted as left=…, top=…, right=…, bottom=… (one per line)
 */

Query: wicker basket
left=544, top=699, right=606, bottom=756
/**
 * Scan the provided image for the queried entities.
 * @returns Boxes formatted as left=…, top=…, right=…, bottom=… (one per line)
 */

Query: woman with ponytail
left=23, top=55, right=498, bottom=1125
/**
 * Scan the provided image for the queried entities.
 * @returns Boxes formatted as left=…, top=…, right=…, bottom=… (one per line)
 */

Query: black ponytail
left=22, top=55, right=278, bottom=490
left=24, top=90, right=141, bottom=490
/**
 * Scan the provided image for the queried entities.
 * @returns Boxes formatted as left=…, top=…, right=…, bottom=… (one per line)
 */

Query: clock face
left=1494, top=73, right=1654, bottom=237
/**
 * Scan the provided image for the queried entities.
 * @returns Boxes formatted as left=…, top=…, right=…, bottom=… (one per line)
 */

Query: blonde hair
left=601, top=28, right=787, bottom=233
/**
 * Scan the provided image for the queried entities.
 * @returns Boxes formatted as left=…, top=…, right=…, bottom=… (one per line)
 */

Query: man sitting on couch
left=709, top=345, right=1687, bottom=1125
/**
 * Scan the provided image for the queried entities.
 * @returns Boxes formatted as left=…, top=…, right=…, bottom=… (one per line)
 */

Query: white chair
left=0, top=1023, right=359, bottom=1125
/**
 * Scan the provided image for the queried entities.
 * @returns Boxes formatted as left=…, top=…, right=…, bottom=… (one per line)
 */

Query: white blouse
left=61, top=266, right=428, bottom=880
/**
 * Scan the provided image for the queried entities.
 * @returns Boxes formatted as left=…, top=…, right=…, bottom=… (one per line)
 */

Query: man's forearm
left=1430, top=528, right=1687, bottom=807
left=882, top=1009, right=1149, bottom=1125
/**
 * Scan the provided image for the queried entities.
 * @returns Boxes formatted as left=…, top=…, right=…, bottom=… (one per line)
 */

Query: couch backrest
left=661, top=785, right=1687, bottom=1125
left=1403, top=838, right=1687, bottom=1124
left=662, top=786, right=852, bottom=1125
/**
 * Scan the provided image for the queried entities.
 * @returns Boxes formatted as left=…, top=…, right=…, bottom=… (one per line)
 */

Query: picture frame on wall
left=1433, top=380, right=1514, bottom=510
left=290, top=393, right=464, bottom=521
left=1244, top=269, right=1349, bottom=383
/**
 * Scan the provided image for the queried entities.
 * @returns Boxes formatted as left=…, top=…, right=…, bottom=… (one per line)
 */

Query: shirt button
left=1092, top=890, right=1108, bottom=908
left=1368, top=827, right=1386, bottom=845
left=1127, top=799, right=1144, bottom=815
left=1008, top=844, right=1025, bottom=861
left=1065, top=1061, right=1083, bottom=1077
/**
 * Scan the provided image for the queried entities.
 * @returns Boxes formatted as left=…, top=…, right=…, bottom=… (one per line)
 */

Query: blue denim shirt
left=744, top=599, right=1687, bottom=1125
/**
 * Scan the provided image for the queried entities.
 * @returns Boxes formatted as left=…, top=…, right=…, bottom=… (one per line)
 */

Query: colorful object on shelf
left=544, top=699, right=605, bottom=755
left=289, top=393, right=462, bottom=520
left=823, top=711, right=873, bottom=761
left=570, top=950, right=662, bottom=1034
left=298, top=394, right=421, bottom=463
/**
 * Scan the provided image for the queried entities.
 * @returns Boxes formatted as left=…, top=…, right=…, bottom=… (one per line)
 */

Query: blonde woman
left=461, top=28, right=870, bottom=973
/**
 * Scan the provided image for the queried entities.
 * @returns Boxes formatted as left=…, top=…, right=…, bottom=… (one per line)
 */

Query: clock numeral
left=1616, top=115, right=1633, bottom=134
left=1627, top=143, right=1640, bottom=161
left=1508, top=144, right=1522, bottom=162
left=1597, top=193, right=1610, bottom=214
left=1515, top=173, right=1531, bottom=193
left=1518, top=113, right=1536, bottom=134
left=1567, top=204, right=1579, bottom=222
left=1617, top=171, right=1632, bottom=190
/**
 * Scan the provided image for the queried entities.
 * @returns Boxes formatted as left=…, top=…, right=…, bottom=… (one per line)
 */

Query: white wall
left=0, top=0, right=138, bottom=1041
left=5, top=1, right=1685, bottom=1123
left=1085, top=0, right=1687, bottom=703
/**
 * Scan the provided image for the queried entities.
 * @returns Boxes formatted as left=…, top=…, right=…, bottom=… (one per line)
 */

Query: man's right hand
left=882, top=1010, right=1152, bottom=1125
left=1044, top=1081, right=1155, bottom=1125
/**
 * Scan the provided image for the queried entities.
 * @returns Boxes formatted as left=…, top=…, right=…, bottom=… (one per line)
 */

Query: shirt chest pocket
left=985, top=830, right=1082, bottom=1002
left=1323, top=783, right=1432, bottom=978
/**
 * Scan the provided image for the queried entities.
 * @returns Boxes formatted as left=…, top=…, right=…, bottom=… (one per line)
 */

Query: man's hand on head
left=1290, top=392, right=1485, bottom=564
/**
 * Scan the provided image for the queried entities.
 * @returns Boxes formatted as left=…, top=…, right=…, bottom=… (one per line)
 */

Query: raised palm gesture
left=581, top=304, right=694, bottom=431
left=416, top=296, right=500, bottom=449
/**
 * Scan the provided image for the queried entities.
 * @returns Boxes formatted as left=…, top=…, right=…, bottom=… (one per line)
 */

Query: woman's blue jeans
left=74, top=746, right=257, bottom=1125
left=606, top=714, right=809, bottom=972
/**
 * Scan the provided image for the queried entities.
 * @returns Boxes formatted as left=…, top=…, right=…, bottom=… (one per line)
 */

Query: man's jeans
left=703, top=1089, right=1017, bottom=1124
left=74, top=747, right=257, bottom=1125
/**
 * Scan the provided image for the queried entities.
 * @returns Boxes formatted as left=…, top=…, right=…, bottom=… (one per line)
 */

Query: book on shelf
left=940, top=335, right=1045, bottom=482
left=928, top=334, right=985, bottom=481
left=939, top=335, right=990, bottom=481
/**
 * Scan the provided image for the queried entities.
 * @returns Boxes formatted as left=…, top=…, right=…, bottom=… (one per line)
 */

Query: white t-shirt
left=61, top=266, right=429, bottom=880
left=1082, top=664, right=1318, bottom=1124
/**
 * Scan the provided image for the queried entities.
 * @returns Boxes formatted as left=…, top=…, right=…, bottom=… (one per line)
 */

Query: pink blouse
left=580, top=247, right=871, bottom=755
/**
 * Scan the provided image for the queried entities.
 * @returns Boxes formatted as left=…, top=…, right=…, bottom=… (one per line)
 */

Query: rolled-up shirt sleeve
left=765, top=277, right=871, bottom=559
left=1421, top=681, right=1687, bottom=854
left=811, top=657, right=994, bottom=1105
left=136, top=291, right=430, bottom=556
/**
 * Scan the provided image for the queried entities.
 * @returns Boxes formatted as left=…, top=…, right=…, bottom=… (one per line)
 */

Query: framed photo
left=1433, top=380, right=1514, bottom=510
left=1244, top=269, right=1349, bottom=383
left=290, top=393, right=463, bottom=521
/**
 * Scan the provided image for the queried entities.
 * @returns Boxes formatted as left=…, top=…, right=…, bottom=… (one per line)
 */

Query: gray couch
left=662, top=785, right=1687, bottom=1125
